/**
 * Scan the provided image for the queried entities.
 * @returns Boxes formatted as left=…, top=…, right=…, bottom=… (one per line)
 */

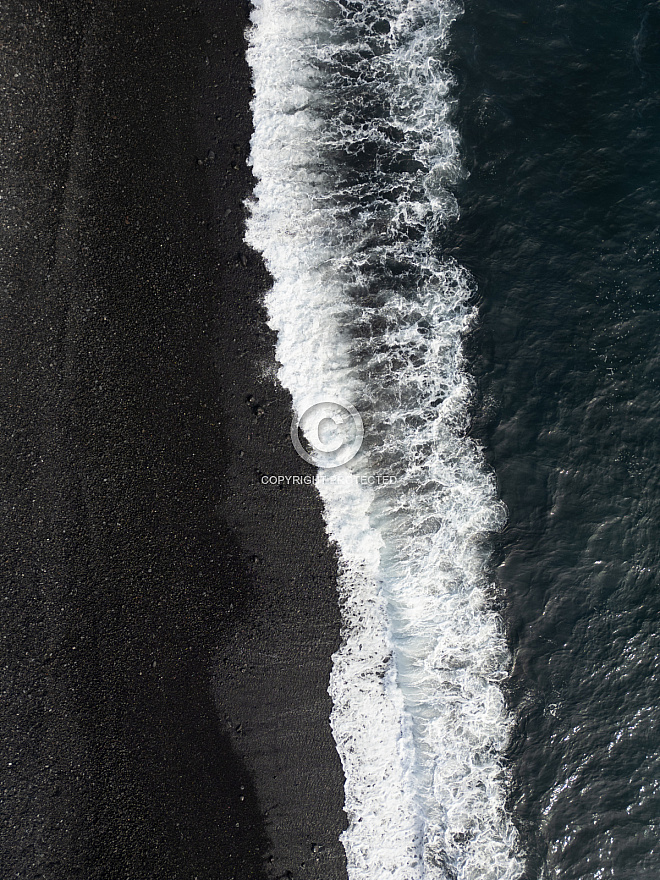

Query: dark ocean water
left=446, top=1, right=660, bottom=876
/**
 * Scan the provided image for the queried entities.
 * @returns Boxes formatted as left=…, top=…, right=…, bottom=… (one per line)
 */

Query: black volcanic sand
left=0, top=2, right=347, bottom=879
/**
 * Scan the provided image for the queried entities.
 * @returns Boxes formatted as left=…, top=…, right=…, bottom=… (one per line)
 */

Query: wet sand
left=0, top=2, right=347, bottom=878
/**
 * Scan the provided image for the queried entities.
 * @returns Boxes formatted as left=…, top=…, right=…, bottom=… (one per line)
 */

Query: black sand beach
left=0, top=2, right=347, bottom=878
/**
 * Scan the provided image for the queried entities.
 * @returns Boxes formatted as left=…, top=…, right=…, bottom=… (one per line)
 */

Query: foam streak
left=246, top=2, right=521, bottom=878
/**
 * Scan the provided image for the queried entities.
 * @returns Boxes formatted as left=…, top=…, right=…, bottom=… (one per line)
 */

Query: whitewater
left=245, top=1, right=522, bottom=878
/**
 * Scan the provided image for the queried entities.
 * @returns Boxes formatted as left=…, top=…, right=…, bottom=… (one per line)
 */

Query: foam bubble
left=246, top=2, right=522, bottom=878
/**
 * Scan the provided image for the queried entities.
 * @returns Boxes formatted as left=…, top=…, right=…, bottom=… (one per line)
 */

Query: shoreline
left=0, top=2, right=347, bottom=878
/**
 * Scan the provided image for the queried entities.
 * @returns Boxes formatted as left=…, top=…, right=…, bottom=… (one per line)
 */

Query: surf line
left=245, top=1, right=522, bottom=878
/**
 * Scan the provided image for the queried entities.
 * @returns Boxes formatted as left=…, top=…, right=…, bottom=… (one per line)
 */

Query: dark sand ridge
left=0, top=1, right=347, bottom=878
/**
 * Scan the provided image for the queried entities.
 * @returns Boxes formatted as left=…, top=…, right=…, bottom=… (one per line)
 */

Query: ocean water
left=449, top=2, right=660, bottom=877
left=245, top=1, right=660, bottom=878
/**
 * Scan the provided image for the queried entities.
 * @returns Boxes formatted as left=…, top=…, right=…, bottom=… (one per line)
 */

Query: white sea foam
left=245, top=1, right=522, bottom=878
